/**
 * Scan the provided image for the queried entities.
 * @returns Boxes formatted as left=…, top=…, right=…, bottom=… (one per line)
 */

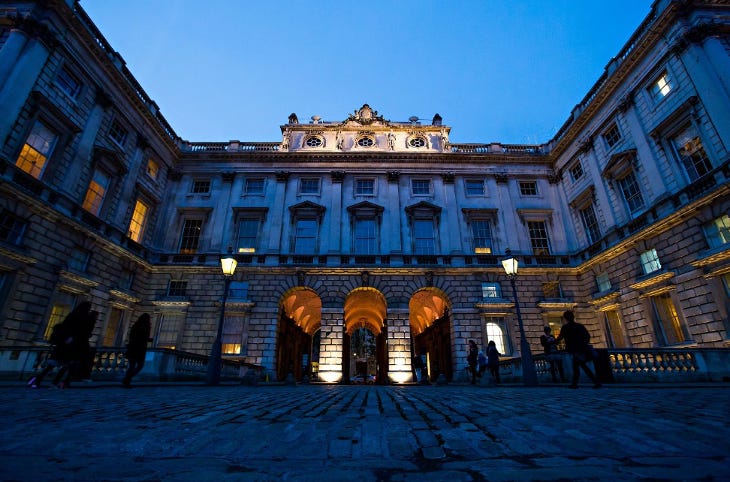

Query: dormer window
left=357, top=136, right=375, bottom=148
left=408, top=137, right=426, bottom=148
left=305, top=136, right=323, bottom=148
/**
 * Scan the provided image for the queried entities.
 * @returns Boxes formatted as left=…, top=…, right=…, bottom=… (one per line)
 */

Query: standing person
left=556, top=310, right=601, bottom=389
left=486, top=340, right=501, bottom=385
left=122, top=314, right=151, bottom=388
left=540, top=326, right=565, bottom=383
left=412, top=350, right=425, bottom=384
left=62, top=307, right=98, bottom=387
left=477, top=350, right=488, bottom=378
left=467, top=340, right=479, bottom=385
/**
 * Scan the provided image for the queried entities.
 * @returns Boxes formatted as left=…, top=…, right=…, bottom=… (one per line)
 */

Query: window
left=355, top=179, right=375, bottom=196
left=481, top=282, right=501, bottom=299
left=146, top=159, right=160, bottom=181
left=108, top=119, right=128, bottom=147
left=354, top=218, right=376, bottom=254
left=119, top=269, right=135, bottom=291
left=67, top=247, right=90, bottom=273
left=43, top=292, right=76, bottom=340
left=156, top=313, right=184, bottom=349
left=651, top=293, right=686, bottom=345
left=617, top=171, right=645, bottom=213
left=167, top=280, right=188, bottom=297
left=596, top=272, right=611, bottom=292
left=569, top=162, right=584, bottom=182
left=222, top=314, right=246, bottom=355
left=671, top=125, right=712, bottom=180
left=519, top=181, right=538, bottom=196
left=294, top=219, right=318, bottom=254
left=640, top=248, right=662, bottom=275
left=471, top=220, right=493, bottom=254
left=0, top=209, right=27, bottom=245
left=55, top=66, right=81, bottom=99
left=411, top=179, right=431, bottom=196
left=244, top=178, right=265, bottom=195
left=650, top=72, right=672, bottom=102
left=228, top=281, right=249, bottom=300
left=604, top=310, right=628, bottom=348
left=528, top=221, right=550, bottom=255
left=357, top=136, right=374, bottom=147
left=408, top=137, right=426, bottom=148
left=299, top=178, right=321, bottom=195
left=128, top=199, right=149, bottom=243
left=16, top=120, right=58, bottom=179
left=579, top=203, right=601, bottom=244
left=191, top=179, right=211, bottom=194
left=304, top=136, right=323, bottom=147
left=102, top=308, right=125, bottom=347
left=413, top=219, right=436, bottom=255
left=465, top=179, right=486, bottom=196
left=704, top=215, right=730, bottom=249
left=484, top=318, right=509, bottom=355
left=82, top=169, right=110, bottom=216
left=603, top=123, right=622, bottom=148
left=542, top=282, right=563, bottom=300
left=236, top=218, right=260, bottom=253
left=179, top=219, right=203, bottom=254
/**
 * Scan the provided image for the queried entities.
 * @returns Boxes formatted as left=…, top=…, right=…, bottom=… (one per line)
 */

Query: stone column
left=317, top=309, right=344, bottom=383
left=327, top=171, right=344, bottom=253
left=0, top=29, right=29, bottom=90
left=441, top=173, right=461, bottom=253
left=621, top=101, right=669, bottom=203
left=113, top=141, right=146, bottom=228
left=387, top=309, right=412, bottom=383
left=386, top=171, right=402, bottom=253
left=267, top=171, right=289, bottom=253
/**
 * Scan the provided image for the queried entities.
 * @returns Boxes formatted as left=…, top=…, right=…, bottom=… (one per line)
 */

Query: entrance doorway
left=276, top=288, right=322, bottom=381
left=343, top=288, right=387, bottom=384
left=409, top=288, right=452, bottom=382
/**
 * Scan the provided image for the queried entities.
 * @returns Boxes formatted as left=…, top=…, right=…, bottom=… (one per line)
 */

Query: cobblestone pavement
left=1, top=382, right=729, bottom=481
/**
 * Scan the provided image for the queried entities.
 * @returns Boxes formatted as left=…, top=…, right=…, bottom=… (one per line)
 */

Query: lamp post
left=206, top=250, right=238, bottom=385
left=501, top=249, right=538, bottom=386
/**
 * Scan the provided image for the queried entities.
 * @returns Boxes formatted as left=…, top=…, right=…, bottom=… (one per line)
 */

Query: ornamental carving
left=345, top=104, right=387, bottom=125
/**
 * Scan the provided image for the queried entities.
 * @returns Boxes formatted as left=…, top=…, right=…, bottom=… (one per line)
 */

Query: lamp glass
left=220, top=256, right=238, bottom=276
left=501, top=256, right=519, bottom=275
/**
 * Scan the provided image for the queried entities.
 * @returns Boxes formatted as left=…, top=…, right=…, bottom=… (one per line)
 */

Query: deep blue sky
left=80, top=1, right=653, bottom=144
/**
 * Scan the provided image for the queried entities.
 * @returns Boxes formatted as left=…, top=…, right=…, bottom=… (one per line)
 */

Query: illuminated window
left=43, top=293, right=76, bottom=340
left=294, top=219, right=318, bottom=254
left=604, top=310, right=628, bottom=348
left=355, top=179, right=375, bottom=196
left=128, top=199, right=149, bottom=243
left=640, top=248, right=662, bottom=275
left=102, top=308, right=125, bottom=347
left=519, top=181, right=538, bottom=196
left=617, top=170, right=645, bottom=213
left=481, top=282, right=501, bottom=299
left=528, top=221, right=551, bottom=255
left=542, top=282, right=563, bottom=300
left=471, top=220, right=492, bottom=254
left=411, top=179, right=431, bottom=195
left=82, top=169, right=110, bottom=216
left=569, top=162, right=584, bottom=181
left=55, top=66, right=81, bottom=99
left=156, top=313, right=184, bottom=349
left=671, top=125, right=712, bottom=180
left=413, top=219, right=436, bottom=255
left=108, top=119, right=128, bottom=147
left=236, top=218, right=260, bottom=253
left=16, top=120, right=57, bottom=179
left=650, top=72, right=672, bottom=101
left=484, top=318, right=509, bottom=355
left=146, top=159, right=159, bottom=181
left=299, top=178, right=321, bottom=194
left=222, top=314, right=247, bottom=355
left=465, top=179, right=486, bottom=196
left=579, top=203, right=601, bottom=244
left=596, top=272, right=611, bottom=292
left=651, top=293, right=686, bottom=345
left=244, top=178, right=265, bottom=195
left=354, top=218, right=376, bottom=254
left=603, top=123, right=622, bottom=148
left=305, top=136, right=323, bottom=147
left=179, top=219, right=202, bottom=254
left=191, top=179, right=211, bottom=194
left=357, top=136, right=374, bottom=147
left=0, top=209, right=27, bottom=245
left=704, top=215, right=730, bottom=249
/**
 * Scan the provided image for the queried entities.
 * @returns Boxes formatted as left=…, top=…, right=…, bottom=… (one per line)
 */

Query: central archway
left=343, top=288, right=387, bottom=384
left=276, top=287, right=322, bottom=381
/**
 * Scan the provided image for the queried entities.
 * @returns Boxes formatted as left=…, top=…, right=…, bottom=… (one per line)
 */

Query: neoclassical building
left=0, top=0, right=728, bottom=383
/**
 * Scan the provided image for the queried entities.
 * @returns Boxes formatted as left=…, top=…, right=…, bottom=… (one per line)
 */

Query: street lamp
left=206, top=249, right=238, bottom=385
left=501, top=249, right=538, bottom=386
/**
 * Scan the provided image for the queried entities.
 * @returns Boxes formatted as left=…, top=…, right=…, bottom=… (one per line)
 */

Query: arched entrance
left=343, top=288, right=387, bottom=384
left=276, top=288, right=321, bottom=381
left=409, top=289, right=452, bottom=382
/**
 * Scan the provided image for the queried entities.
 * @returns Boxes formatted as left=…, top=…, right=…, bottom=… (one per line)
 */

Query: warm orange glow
left=128, top=200, right=148, bottom=242
left=15, top=144, right=47, bottom=179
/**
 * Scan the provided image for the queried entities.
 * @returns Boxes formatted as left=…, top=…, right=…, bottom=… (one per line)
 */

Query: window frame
left=411, top=179, right=432, bottom=196
left=235, top=216, right=262, bottom=254
left=15, top=119, right=59, bottom=179
left=191, top=178, right=211, bottom=195
left=82, top=168, right=111, bottom=216
left=669, top=124, right=713, bottom=181
left=54, top=64, right=83, bottom=100
left=128, top=198, right=150, bottom=243
left=108, top=118, right=129, bottom=148
left=470, top=219, right=493, bottom=254
left=603, top=122, right=622, bottom=149
left=299, top=177, right=321, bottom=195
left=244, top=177, right=265, bottom=196
left=648, top=71, right=673, bottom=103
left=518, top=180, right=539, bottom=197
left=639, top=248, right=662, bottom=275
left=0, top=209, right=27, bottom=245
left=527, top=220, right=551, bottom=255
left=569, top=161, right=584, bottom=182
left=703, top=215, right=730, bottom=249
left=465, top=179, right=486, bottom=197
left=178, top=218, right=204, bottom=254
left=354, top=178, right=375, bottom=197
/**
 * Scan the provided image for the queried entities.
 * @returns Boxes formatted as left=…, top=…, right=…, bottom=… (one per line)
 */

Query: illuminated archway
left=276, top=287, right=322, bottom=381
left=409, top=288, right=452, bottom=382
left=343, top=287, right=388, bottom=384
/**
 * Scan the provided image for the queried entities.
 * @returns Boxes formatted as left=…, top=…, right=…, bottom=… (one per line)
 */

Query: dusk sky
left=80, top=1, right=653, bottom=145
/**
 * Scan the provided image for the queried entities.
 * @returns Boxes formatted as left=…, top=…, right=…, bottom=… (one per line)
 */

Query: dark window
left=569, top=162, right=584, bottom=181
left=108, top=120, right=128, bottom=147
left=191, top=179, right=211, bottom=194
left=236, top=218, right=260, bottom=253
left=299, top=178, right=320, bottom=194
left=519, top=181, right=538, bottom=196
left=245, top=178, right=265, bottom=195
left=580, top=204, right=601, bottom=244
left=354, top=218, right=376, bottom=254
left=617, top=171, right=645, bottom=213
left=55, top=67, right=81, bottom=99
left=355, top=179, right=375, bottom=196
left=465, top=179, right=485, bottom=196
left=471, top=220, right=492, bottom=254
left=168, top=280, right=188, bottom=297
left=0, top=210, right=27, bottom=245
left=179, top=219, right=202, bottom=254
left=603, top=123, right=622, bottom=148
left=411, top=179, right=431, bottom=195
left=528, top=221, right=550, bottom=255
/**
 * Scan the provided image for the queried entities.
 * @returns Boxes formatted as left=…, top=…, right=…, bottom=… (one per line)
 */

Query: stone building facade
left=0, top=0, right=728, bottom=383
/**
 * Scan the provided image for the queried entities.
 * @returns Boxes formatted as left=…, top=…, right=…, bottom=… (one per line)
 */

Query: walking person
left=556, top=310, right=601, bottom=389
left=540, top=326, right=565, bottom=383
left=122, top=314, right=151, bottom=388
left=467, top=340, right=479, bottom=385
left=486, top=340, right=501, bottom=385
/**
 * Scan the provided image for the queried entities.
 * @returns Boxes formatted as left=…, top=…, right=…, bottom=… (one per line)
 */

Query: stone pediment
left=344, top=104, right=388, bottom=126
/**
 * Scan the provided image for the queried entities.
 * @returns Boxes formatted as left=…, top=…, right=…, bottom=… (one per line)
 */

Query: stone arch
left=275, top=286, right=322, bottom=381
left=342, top=287, right=388, bottom=384
left=409, top=287, right=453, bottom=382
left=344, top=287, right=387, bottom=336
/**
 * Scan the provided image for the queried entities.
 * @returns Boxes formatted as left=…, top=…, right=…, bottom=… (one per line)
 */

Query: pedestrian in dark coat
left=556, top=310, right=601, bottom=389
left=467, top=340, right=479, bottom=385
left=122, top=314, right=151, bottom=388
left=487, top=340, right=501, bottom=385
left=64, top=308, right=98, bottom=386
left=540, top=326, right=565, bottom=383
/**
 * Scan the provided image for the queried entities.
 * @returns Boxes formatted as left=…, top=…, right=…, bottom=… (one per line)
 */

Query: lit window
left=485, top=318, right=508, bottom=355
left=465, top=179, right=486, bottom=196
left=357, top=137, right=374, bottom=147
left=640, top=248, right=662, bottom=275
left=408, top=137, right=426, bottom=148
left=44, top=302, right=73, bottom=340
left=413, top=219, right=436, bottom=254
left=102, top=308, right=124, bottom=347
left=146, top=159, right=159, bottom=181
left=236, top=218, right=260, bottom=253
left=651, top=293, right=686, bottom=345
left=179, top=219, right=203, bottom=254
left=245, top=178, right=265, bottom=195
left=222, top=314, right=246, bottom=355
left=355, top=179, right=375, bottom=196
left=191, top=179, right=211, bottom=194
left=82, top=170, right=110, bottom=216
left=299, top=178, right=320, bottom=194
left=481, top=282, right=501, bottom=299
left=167, top=280, right=187, bottom=297
left=0, top=209, right=27, bottom=245
left=305, top=136, right=323, bottom=147
left=128, top=199, right=149, bottom=243
left=471, top=220, right=492, bottom=254
left=704, top=215, right=730, bottom=249
left=579, top=203, right=601, bottom=244
left=651, top=73, right=672, bottom=101
left=596, top=272, right=611, bottom=292
left=519, top=181, right=538, bottom=196
left=569, top=162, right=584, bottom=182
left=411, top=179, right=431, bottom=195
left=528, top=221, right=551, bottom=255
left=603, top=123, right=622, bottom=148
left=108, top=120, right=128, bottom=147
left=16, top=120, right=57, bottom=179
left=672, top=125, right=712, bottom=180
left=604, top=310, right=628, bottom=348
left=617, top=170, right=645, bottom=213
left=55, top=66, right=81, bottom=99
left=354, top=218, right=376, bottom=254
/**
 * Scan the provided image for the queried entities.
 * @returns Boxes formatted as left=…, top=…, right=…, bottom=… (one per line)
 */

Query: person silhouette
left=122, top=314, right=151, bottom=388
left=556, top=311, right=601, bottom=389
